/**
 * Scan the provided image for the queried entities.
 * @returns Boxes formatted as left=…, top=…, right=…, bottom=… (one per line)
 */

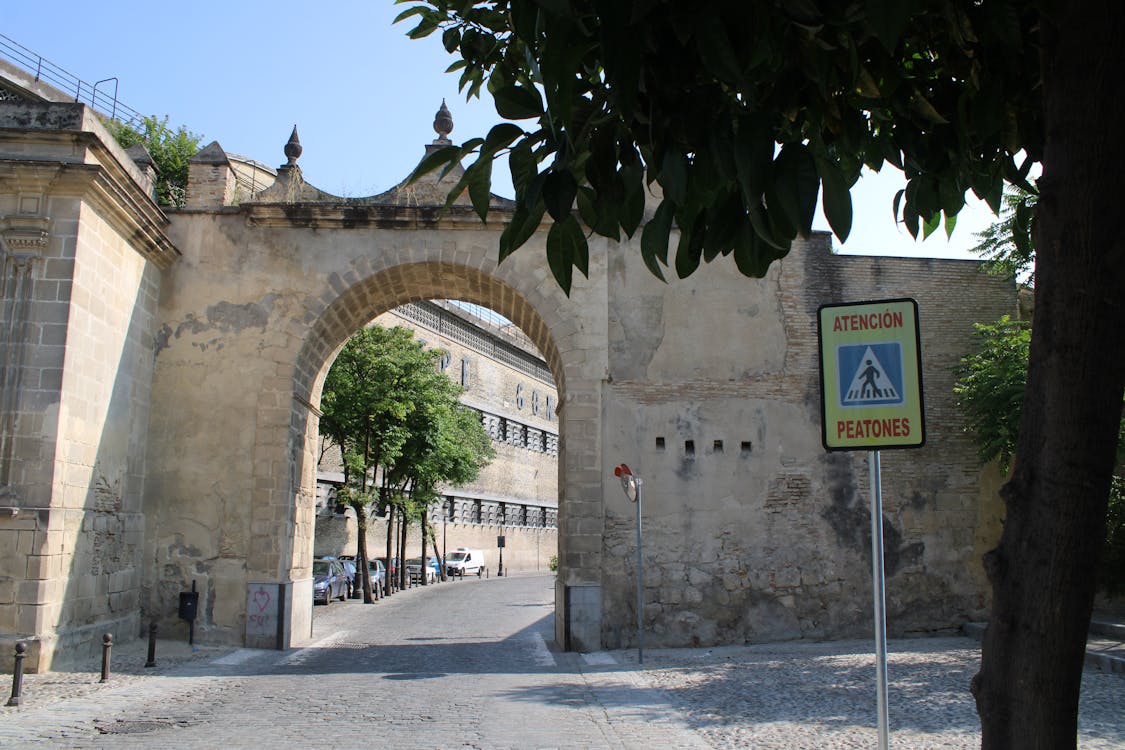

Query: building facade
left=314, top=299, right=559, bottom=574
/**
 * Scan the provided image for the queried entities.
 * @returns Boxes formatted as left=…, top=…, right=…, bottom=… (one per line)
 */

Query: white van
left=445, top=548, right=486, bottom=578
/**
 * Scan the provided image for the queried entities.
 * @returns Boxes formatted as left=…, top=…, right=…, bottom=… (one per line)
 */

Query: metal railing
left=0, top=33, right=143, bottom=124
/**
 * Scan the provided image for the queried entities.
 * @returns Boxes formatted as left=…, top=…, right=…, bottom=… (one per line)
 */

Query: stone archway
left=146, top=202, right=610, bottom=652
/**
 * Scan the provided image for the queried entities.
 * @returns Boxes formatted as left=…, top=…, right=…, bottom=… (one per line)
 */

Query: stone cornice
left=0, top=102, right=181, bottom=269
left=0, top=155, right=180, bottom=270
left=240, top=201, right=519, bottom=230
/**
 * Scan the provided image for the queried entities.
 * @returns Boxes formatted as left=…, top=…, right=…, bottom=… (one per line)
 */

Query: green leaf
left=733, top=118, right=773, bottom=201
left=733, top=223, right=791, bottom=278
left=494, top=85, right=545, bottom=120
left=532, top=0, right=572, bottom=16
left=772, top=144, right=819, bottom=237
left=675, top=211, right=704, bottom=278
left=620, top=162, right=646, bottom=236
left=660, top=151, right=689, bottom=206
left=944, top=211, right=958, bottom=238
left=640, top=199, right=674, bottom=281
left=546, top=215, right=587, bottom=295
left=408, top=144, right=462, bottom=184
left=465, top=158, right=493, bottom=222
left=696, top=14, right=742, bottom=83
left=865, top=0, right=915, bottom=52
left=441, top=27, right=461, bottom=53
left=508, top=141, right=539, bottom=197
left=703, top=191, right=744, bottom=261
left=577, top=186, right=621, bottom=240
left=482, top=123, right=525, bottom=155
left=543, top=168, right=578, bottom=221
left=499, top=199, right=547, bottom=262
left=922, top=210, right=941, bottom=239
left=815, top=156, right=853, bottom=243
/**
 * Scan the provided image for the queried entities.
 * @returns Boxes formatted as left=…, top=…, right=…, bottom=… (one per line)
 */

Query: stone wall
left=599, top=237, right=1013, bottom=648
left=0, top=101, right=174, bottom=669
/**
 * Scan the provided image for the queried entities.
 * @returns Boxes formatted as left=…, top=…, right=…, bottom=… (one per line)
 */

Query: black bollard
left=6, top=641, right=26, bottom=707
left=99, top=633, right=112, bottom=683
left=145, top=622, right=157, bottom=668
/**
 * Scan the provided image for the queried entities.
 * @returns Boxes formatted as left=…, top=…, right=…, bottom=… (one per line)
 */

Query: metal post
left=635, top=477, right=644, bottom=666
left=99, top=633, right=113, bottom=683
left=6, top=641, right=26, bottom=706
left=870, top=450, right=890, bottom=749
left=145, top=621, right=157, bottom=668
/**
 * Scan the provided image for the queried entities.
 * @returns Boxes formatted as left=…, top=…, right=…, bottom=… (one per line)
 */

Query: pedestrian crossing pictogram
left=837, top=343, right=904, bottom=407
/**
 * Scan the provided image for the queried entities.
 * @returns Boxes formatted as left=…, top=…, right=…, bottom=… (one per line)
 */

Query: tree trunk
left=420, top=513, right=429, bottom=586
left=431, top=521, right=447, bottom=583
left=355, top=503, right=374, bottom=603
left=972, top=4, right=1125, bottom=747
left=385, top=501, right=396, bottom=595
left=398, top=505, right=409, bottom=591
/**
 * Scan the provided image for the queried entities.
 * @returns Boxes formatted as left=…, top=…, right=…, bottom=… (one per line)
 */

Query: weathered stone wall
left=0, top=102, right=173, bottom=669
left=599, top=236, right=1012, bottom=648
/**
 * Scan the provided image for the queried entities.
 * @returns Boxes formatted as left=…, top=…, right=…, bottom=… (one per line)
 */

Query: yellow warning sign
left=818, top=298, right=925, bottom=451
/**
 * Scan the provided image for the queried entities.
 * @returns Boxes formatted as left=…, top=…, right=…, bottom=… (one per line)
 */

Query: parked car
left=366, top=558, right=386, bottom=596
left=313, top=558, right=348, bottom=605
left=406, top=556, right=441, bottom=584
left=445, top=548, right=486, bottom=578
left=377, top=557, right=400, bottom=586
left=323, top=555, right=358, bottom=597
left=338, top=559, right=357, bottom=596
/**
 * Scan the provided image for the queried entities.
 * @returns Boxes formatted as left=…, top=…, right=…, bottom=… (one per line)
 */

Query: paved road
left=1, top=574, right=1122, bottom=749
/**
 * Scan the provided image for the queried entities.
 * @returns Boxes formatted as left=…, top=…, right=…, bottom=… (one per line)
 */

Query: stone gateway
left=0, top=65, right=1013, bottom=670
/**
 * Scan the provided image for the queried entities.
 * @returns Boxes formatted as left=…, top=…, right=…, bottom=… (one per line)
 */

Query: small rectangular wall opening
left=655, top=436, right=665, bottom=451
left=740, top=441, right=752, bottom=455
left=713, top=439, right=724, bottom=453
left=684, top=439, right=695, bottom=456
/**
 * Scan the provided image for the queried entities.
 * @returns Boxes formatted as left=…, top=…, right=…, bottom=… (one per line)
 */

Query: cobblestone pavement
left=1, top=574, right=1121, bottom=749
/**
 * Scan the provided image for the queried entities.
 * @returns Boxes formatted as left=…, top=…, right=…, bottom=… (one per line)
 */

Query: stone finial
left=433, top=100, right=453, bottom=143
left=283, top=125, right=302, bottom=167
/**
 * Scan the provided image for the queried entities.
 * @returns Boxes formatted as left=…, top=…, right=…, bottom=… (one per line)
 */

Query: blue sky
left=3, top=1, right=1000, bottom=260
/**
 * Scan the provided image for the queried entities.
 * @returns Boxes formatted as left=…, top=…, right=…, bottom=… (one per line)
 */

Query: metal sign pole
left=635, top=476, right=644, bottom=666
left=870, top=450, right=890, bottom=749
left=614, top=463, right=644, bottom=666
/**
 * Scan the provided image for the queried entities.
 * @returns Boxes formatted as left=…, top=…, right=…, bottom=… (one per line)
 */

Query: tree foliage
left=398, top=0, right=1040, bottom=293
left=971, top=185, right=1037, bottom=284
left=954, top=316, right=1032, bottom=472
left=955, top=317, right=1125, bottom=596
left=319, top=324, right=494, bottom=597
left=103, top=115, right=201, bottom=207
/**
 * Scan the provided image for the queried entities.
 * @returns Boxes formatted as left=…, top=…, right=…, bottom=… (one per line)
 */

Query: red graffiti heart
left=253, top=589, right=271, bottom=613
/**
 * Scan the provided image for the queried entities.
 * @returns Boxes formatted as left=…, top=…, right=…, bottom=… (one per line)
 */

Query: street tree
left=383, top=352, right=494, bottom=586
left=320, top=325, right=444, bottom=602
left=389, top=390, right=495, bottom=582
left=397, top=1, right=1125, bottom=745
